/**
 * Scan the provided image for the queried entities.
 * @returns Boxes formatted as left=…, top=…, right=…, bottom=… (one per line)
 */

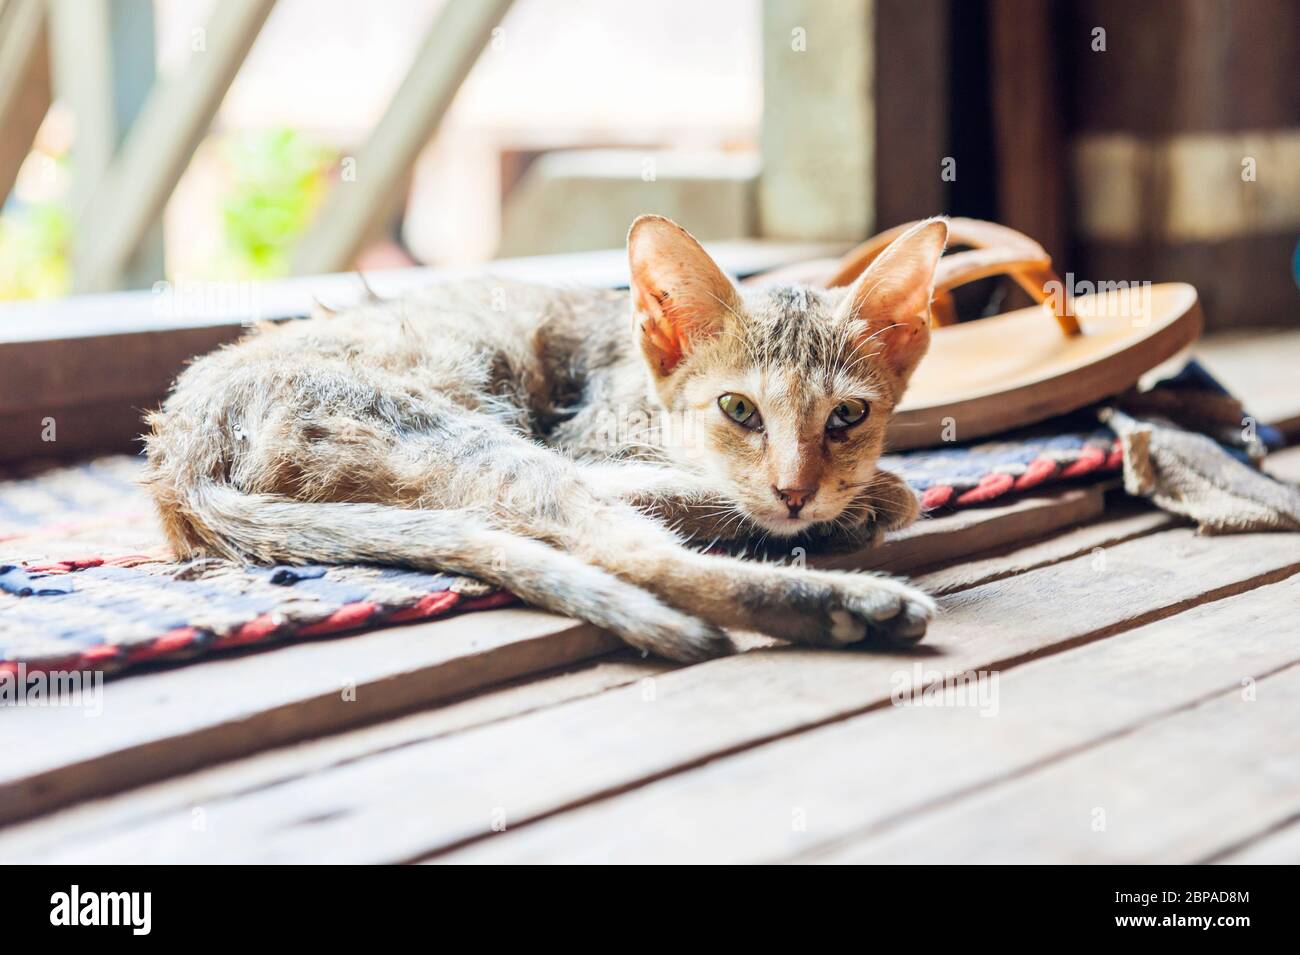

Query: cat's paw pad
left=828, top=609, right=868, bottom=645
left=824, top=576, right=935, bottom=648
left=865, top=590, right=932, bottom=646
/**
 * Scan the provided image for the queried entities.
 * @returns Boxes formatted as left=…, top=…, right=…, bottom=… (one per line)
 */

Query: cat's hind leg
left=184, top=485, right=732, bottom=662
left=438, top=520, right=734, bottom=662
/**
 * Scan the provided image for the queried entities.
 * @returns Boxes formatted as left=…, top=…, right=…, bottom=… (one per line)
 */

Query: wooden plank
left=0, top=652, right=667, bottom=861
left=290, top=0, right=514, bottom=274
left=0, top=325, right=243, bottom=462
left=72, top=0, right=276, bottom=293
left=0, top=0, right=49, bottom=205
left=16, top=526, right=1297, bottom=863
left=444, top=575, right=1300, bottom=863
left=0, top=398, right=203, bottom=465
left=1210, top=818, right=1300, bottom=864
left=0, top=608, right=621, bottom=826
left=823, top=484, right=1107, bottom=574
left=914, top=500, right=1173, bottom=595
left=0, top=480, right=1102, bottom=820
left=1, top=240, right=848, bottom=346
left=820, top=659, right=1300, bottom=863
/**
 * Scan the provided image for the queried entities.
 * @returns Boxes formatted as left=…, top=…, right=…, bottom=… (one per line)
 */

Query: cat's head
left=628, top=214, right=947, bottom=538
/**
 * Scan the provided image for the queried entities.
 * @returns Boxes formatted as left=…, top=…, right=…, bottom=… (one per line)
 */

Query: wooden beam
left=0, top=239, right=847, bottom=463
left=47, top=0, right=115, bottom=213
left=49, top=0, right=163, bottom=289
left=0, top=0, right=49, bottom=205
left=290, top=0, right=514, bottom=275
left=70, top=0, right=276, bottom=293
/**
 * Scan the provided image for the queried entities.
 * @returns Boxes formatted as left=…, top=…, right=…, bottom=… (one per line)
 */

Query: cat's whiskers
left=701, top=288, right=746, bottom=327
left=857, top=321, right=907, bottom=349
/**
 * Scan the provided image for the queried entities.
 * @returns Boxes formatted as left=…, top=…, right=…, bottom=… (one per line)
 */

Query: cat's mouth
left=753, top=509, right=817, bottom=536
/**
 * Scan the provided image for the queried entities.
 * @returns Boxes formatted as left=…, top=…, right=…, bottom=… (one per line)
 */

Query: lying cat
left=145, top=215, right=948, bottom=661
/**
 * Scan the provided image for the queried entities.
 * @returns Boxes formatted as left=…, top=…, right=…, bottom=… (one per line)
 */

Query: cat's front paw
left=774, top=570, right=935, bottom=648
left=823, top=574, right=934, bottom=647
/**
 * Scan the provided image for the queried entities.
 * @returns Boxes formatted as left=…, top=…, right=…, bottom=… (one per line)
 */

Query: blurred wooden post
left=758, top=0, right=874, bottom=240
left=290, top=0, right=515, bottom=275
left=0, top=0, right=49, bottom=206
left=988, top=0, right=1067, bottom=267
left=51, top=0, right=163, bottom=288
left=71, top=0, right=276, bottom=294
left=873, top=0, right=949, bottom=227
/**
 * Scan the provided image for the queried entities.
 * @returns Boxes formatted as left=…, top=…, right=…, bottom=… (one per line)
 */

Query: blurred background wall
left=0, top=0, right=1295, bottom=329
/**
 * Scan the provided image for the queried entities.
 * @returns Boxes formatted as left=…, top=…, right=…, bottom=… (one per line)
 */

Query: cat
left=144, top=215, right=948, bottom=662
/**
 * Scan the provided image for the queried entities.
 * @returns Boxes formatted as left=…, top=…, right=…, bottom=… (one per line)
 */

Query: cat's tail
left=168, top=481, right=732, bottom=662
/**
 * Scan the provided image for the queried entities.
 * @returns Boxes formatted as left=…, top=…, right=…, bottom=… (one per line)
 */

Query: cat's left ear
left=628, top=215, right=740, bottom=378
left=841, top=217, right=948, bottom=390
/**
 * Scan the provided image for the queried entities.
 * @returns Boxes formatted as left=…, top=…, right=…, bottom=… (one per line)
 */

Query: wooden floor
left=2, top=336, right=1299, bottom=864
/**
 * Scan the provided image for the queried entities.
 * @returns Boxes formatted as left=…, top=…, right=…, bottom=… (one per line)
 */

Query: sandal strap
left=827, top=217, right=1081, bottom=337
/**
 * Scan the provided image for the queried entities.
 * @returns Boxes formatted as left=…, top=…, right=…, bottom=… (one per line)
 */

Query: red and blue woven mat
left=0, top=458, right=514, bottom=676
left=881, top=425, right=1121, bottom=511
left=0, top=427, right=1125, bottom=677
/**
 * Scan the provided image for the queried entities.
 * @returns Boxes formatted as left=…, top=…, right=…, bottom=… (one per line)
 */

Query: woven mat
left=0, top=430, right=1122, bottom=676
left=881, top=425, right=1120, bottom=509
left=0, top=458, right=512, bottom=675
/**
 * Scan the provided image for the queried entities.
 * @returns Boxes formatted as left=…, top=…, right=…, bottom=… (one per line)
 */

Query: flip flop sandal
left=748, top=218, right=1204, bottom=451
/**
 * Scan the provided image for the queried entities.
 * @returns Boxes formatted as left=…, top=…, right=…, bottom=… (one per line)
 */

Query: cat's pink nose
left=774, top=485, right=817, bottom=516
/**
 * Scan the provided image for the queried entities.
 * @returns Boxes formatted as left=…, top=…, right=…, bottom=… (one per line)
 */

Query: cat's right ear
left=628, top=215, right=739, bottom=378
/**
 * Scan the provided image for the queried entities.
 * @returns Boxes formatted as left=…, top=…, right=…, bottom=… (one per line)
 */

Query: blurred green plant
left=0, top=202, right=71, bottom=300
left=0, top=128, right=333, bottom=299
left=219, top=128, right=336, bottom=278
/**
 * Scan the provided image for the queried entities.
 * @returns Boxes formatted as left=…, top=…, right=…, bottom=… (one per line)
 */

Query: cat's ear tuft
left=628, top=215, right=739, bottom=378
left=842, top=217, right=948, bottom=390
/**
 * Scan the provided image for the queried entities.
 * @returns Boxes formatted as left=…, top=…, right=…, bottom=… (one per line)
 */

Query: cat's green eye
left=826, top=397, right=869, bottom=431
left=718, top=393, right=762, bottom=430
